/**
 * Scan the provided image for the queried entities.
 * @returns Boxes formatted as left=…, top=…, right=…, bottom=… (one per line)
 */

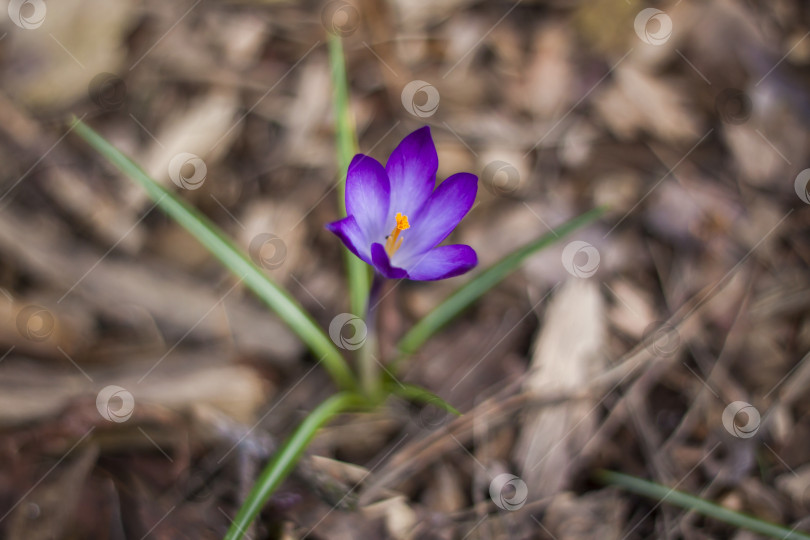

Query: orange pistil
left=384, top=212, right=410, bottom=256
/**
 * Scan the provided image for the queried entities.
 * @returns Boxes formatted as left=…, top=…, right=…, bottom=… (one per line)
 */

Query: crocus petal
left=326, top=216, right=371, bottom=264
left=406, top=244, right=478, bottom=281
left=345, top=154, right=390, bottom=241
left=371, top=243, right=408, bottom=279
left=393, top=172, right=478, bottom=263
left=385, top=126, right=438, bottom=220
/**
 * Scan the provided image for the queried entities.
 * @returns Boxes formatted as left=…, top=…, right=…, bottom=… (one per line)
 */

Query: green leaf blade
left=396, top=206, right=606, bottom=357
left=225, top=392, right=367, bottom=540
left=390, top=383, right=461, bottom=416
left=597, top=469, right=810, bottom=540
left=72, top=118, right=357, bottom=391
left=328, top=34, right=370, bottom=317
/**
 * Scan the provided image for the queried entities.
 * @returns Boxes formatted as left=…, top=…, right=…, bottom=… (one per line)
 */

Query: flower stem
left=224, top=392, right=367, bottom=540
left=359, top=274, right=385, bottom=401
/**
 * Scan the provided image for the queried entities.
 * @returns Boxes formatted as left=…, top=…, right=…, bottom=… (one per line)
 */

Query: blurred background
left=1, top=0, right=809, bottom=538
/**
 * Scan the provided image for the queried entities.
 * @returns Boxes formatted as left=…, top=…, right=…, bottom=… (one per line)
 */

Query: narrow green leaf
left=328, top=34, right=370, bottom=317
left=225, top=392, right=368, bottom=540
left=597, top=469, right=810, bottom=540
left=390, top=382, right=461, bottom=416
left=72, top=118, right=357, bottom=391
left=395, top=207, right=606, bottom=358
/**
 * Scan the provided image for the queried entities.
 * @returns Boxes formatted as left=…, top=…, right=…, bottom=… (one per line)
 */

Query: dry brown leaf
left=606, top=278, right=656, bottom=339
left=240, top=199, right=308, bottom=288
left=0, top=348, right=268, bottom=426
left=543, top=490, right=626, bottom=540
left=2, top=0, right=133, bottom=110
left=6, top=445, right=99, bottom=540
left=136, top=90, right=241, bottom=205
left=594, top=64, right=702, bottom=142
left=519, top=24, right=574, bottom=118
left=362, top=496, right=418, bottom=540
left=0, top=209, right=302, bottom=360
left=515, top=279, right=606, bottom=498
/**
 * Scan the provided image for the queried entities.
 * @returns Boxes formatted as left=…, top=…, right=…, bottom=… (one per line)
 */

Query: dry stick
left=650, top=238, right=755, bottom=455
left=580, top=348, right=686, bottom=540
left=660, top=284, right=754, bottom=538
left=0, top=208, right=300, bottom=361
left=0, top=94, right=143, bottom=248
left=406, top=494, right=557, bottom=538
left=650, top=242, right=758, bottom=538
left=582, top=266, right=769, bottom=538
left=359, top=268, right=746, bottom=507
left=577, top=263, right=752, bottom=468
left=665, top=293, right=810, bottom=536
left=621, top=365, right=682, bottom=540
left=607, top=275, right=750, bottom=537
left=359, top=381, right=526, bottom=506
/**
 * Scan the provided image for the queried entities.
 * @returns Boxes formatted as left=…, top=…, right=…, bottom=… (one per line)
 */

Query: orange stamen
left=385, top=212, right=410, bottom=256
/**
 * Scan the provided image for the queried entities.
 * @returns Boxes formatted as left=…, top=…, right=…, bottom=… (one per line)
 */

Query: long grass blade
left=72, top=118, right=357, bottom=391
left=389, top=382, right=461, bottom=416
left=597, top=469, right=810, bottom=540
left=328, top=34, right=370, bottom=317
left=225, top=392, right=367, bottom=540
left=396, top=206, right=606, bottom=358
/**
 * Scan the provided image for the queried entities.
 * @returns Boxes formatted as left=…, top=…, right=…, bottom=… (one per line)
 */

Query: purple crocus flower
left=326, top=126, right=478, bottom=281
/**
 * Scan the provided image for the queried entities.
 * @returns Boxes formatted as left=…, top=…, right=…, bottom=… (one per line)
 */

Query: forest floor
left=1, top=0, right=809, bottom=539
